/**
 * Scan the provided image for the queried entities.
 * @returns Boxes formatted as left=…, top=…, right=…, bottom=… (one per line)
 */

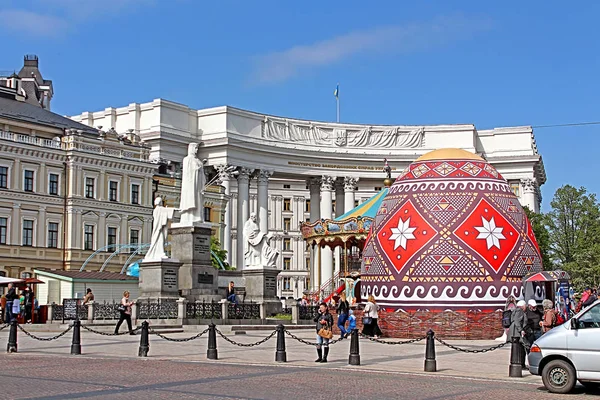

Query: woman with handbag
left=114, top=291, right=135, bottom=335
left=362, top=295, right=382, bottom=338
left=314, top=302, right=333, bottom=363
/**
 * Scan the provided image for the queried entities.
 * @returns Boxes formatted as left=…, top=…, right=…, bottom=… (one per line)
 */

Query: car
left=528, top=299, right=600, bottom=394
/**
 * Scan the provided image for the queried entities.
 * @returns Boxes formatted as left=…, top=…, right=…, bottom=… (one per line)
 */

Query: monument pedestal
left=138, top=259, right=183, bottom=299
left=170, top=223, right=221, bottom=302
left=243, top=268, right=282, bottom=317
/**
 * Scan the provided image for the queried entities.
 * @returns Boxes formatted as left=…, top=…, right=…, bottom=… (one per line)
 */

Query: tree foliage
left=210, top=237, right=233, bottom=270
left=523, top=206, right=551, bottom=269
left=544, top=185, right=600, bottom=290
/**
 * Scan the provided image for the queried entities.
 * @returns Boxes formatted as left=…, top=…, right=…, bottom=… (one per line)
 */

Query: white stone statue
left=179, top=142, right=207, bottom=226
left=243, top=212, right=278, bottom=269
left=144, top=197, right=175, bottom=262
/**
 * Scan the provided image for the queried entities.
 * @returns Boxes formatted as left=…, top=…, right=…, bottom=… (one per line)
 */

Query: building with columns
left=70, top=98, right=546, bottom=300
left=0, top=57, right=155, bottom=281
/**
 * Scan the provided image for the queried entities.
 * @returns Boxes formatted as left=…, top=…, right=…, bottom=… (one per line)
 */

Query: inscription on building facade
left=163, top=268, right=178, bottom=289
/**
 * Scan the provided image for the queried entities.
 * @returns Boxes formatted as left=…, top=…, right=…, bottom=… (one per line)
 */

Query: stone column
left=38, top=162, right=46, bottom=194
left=11, top=203, right=20, bottom=245
left=37, top=205, right=46, bottom=247
left=308, top=178, right=321, bottom=291
left=216, top=165, right=234, bottom=264
left=236, top=167, right=253, bottom=270
left=335, top=179, right=345, bottom=217
left=521, top=178, right=538, bottom=213
left=344, top=177, right=358, bottom=213
left=98, top=212, right=106, bottom=250
left=76, top=166, right=83, bottom=198
left=257, top=170, right=272, bottom=233
left=319, top=176, right=334, bottom=288
left=98, top=171, right=106, bottom=201
left=120, top=214, right=128, bottom=245
left=13, top=159, right=21, bottom=192
left=67, top=161, right=77, bottom=197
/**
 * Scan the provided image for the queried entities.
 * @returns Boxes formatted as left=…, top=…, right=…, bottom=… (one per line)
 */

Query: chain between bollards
left=207, top=323, right=218, bottom=360
left=348, top=329, right=360, bottom=366
left=138, top=321, right=150, bottom=357
left=424, top=329, right=437, bottom=372
left=6, top=320, right=17, bottom=353
left=275, top=324, right=286, bottom=362
left=70, top=319, right=81, bottom=355
left=508, top=336, right=523, bottom=378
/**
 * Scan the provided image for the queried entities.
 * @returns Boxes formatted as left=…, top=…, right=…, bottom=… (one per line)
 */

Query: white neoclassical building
left=70, top=99, right=546, bottom=299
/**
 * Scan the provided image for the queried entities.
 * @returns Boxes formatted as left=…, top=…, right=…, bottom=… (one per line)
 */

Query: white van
left=528, top=299, right=600, bottom=394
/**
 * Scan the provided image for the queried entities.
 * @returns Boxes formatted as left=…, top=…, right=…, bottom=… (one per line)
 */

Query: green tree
left=523, top=206, right=551, bottom=269
left=210, top=237, right=232, bottom=270
left=545, top=185, right=600, bottom=289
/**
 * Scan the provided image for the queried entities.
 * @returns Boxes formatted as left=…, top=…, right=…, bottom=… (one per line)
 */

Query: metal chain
left=81, top=324, right=141, bottom=336
left=358, top=332, right=427, bottom=345
left=151, top=328, right=209, bottom=342
left=284, top=329, right=345, bottom=347
left=0, top=323, right=9, bottom=332
left=216, top=328, right=276, bottom=347
left=17, top=324, right=73, bottom=341
left=435, top=337, right=508, bottom=353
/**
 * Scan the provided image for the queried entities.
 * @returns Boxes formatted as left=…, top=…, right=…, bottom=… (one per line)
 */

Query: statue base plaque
left=243, top=268, right=282, bottom=317
left=138, top=259, right=183, bottom=299
left=170, top=223, right=220, bottom=301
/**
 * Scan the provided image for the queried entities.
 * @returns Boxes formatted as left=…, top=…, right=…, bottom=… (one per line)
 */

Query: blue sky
left=1, top=1, right=599, bottom=210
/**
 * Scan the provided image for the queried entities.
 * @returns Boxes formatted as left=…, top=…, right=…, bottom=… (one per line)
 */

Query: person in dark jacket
left=336, top=292, right=349, bottom=339
left=314, top=302, right=333, bottom=363
left=4, top=283, right=17, bottom=323
left=508, top=300, right=529, bottom=368
left=525, top=299, right=543, bottom=345
left=225, top=281, right=237, bottom=304
left=581, top=287, right=598, bottom=309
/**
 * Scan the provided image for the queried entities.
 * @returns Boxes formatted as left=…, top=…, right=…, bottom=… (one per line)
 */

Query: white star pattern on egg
left=389, top=217, right=416, bottom=250
left=475, top=216, right=506, bottom=250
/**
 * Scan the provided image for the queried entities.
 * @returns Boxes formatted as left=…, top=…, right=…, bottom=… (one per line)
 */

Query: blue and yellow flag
left=334, top=84, right=339, bottom=99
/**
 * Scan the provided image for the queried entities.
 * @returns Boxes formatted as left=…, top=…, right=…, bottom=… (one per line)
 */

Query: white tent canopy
left=0, top=277, right=23, bottom=285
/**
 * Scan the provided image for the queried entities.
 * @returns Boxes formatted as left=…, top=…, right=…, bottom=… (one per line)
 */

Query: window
left=47, top=222, right=58, bottom=248
left=0, top=217, right=7, bottom=244
left=332, top=200, right=336, bottom=214
left=283, top=238, right=291, bottom=251
left=282, top=277, right=291, bottom=290
left=283, top=257, right=291, bottom=270
left=85, top=177, right=95, bottom=198
left=204, top=207, right=211, bottom=222
left=130, top=229, right=139, bottom=246
left=576, top=304, right=600, bottom=329
left=283, top=218, right=291, bottom=231
left=107, top=227, right=117, bottom=248
left=49, top=173, right=59, bottom=195
left=283, top=184, right=291, bottom=189
left=283, top=198, right=291, bottom=211
left=511, top=182, right=520, bottom=197
left=22, top=219, right=33, bottom=246
left=84, top=225, right=94, bottom=250
left=131, top=184, right=140, bottom=204
left=305, top=200, right=310, bottom=213
left=109, top=181, right=118, bottom=202
left=306, top=257, right=310, bottom=269
left=0, top=166, right=7, bottom=189
left=24, top=170, right=34, bottom=192
left=374, top=186, right=382, bottom=192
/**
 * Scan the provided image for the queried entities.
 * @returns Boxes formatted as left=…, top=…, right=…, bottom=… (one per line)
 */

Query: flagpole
left=336, top=83, right=340, bottom=123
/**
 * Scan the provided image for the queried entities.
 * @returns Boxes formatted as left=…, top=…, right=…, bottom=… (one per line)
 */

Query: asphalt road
left=1, top=354, right=599, bottom=400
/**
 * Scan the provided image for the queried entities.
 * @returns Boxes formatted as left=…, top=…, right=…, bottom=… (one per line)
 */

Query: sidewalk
left=0, top=326, right=540, bottom=384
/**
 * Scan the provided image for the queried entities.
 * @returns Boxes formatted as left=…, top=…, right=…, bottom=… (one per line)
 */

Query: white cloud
left=250, top=15, right=492, bottom=84
left=0, top=9, right=68, bottom=36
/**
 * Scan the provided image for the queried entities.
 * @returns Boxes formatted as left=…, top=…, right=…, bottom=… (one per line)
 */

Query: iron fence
left=299, top=305, right=319, bottom=320
left=94, top=301, right=121, bottom=320
left=185, top=300, right=222, bottom=319
left=228, top=301, right=260, bottom=319
left=52, top=304, right=63, bottom=321
left=137, top=299, right=178, bottom=319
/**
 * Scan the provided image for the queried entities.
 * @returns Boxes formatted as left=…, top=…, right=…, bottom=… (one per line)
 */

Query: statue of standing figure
left=179, top=142, right=207, bottom=226
left=243, top=212, right=278, bottom=269
left=144, top=197, right=176, bottom=262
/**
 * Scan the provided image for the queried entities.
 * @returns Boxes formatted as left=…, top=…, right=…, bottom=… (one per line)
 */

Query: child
left=345, top=309, right=356, bottom=338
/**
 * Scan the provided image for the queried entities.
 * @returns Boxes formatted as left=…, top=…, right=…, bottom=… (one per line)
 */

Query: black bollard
left=509, top=336, right=523, bottom=378
left=138, top=321, right=150, bottom=357
left=70, top=319, right=81, bottom=355
left=207, top=323, right=218, bottom=360
left=424, top=329, right=437, bottom=372
left=348, top=329, right=360, bottom=366
left=6, top=320, right=17, bottom=353
left=275, top=324, right=287, bottom=362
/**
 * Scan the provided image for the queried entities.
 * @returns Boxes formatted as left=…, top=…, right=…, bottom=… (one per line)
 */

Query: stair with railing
left=310, top=271, right=346, bottom=303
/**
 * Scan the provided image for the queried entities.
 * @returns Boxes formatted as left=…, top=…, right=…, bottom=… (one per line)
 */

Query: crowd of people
left=1, top=283, right=38, bottom=323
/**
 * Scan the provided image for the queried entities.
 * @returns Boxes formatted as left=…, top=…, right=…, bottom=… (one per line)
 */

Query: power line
left=532, top=121, right=600, bottom=129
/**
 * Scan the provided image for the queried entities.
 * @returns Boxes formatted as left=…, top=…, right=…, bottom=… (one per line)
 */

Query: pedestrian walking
left=314, top=302, right=333, bottom=363
left=346, top=309, right=357, bottom=338
left=4, top=283, right=17, bottom=322
left=525, top=299, right=543, bottom=345
left=508, top=300, right=529, bottom=368
left=540, top=299, right=557, bottom=334
left=336, top=292, right=349, bottom=339
left=362, top=295, right=382, bottom=338
left=83, top=288, right=94, bottom=305
left=114, top=291, right=135, bottom=335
